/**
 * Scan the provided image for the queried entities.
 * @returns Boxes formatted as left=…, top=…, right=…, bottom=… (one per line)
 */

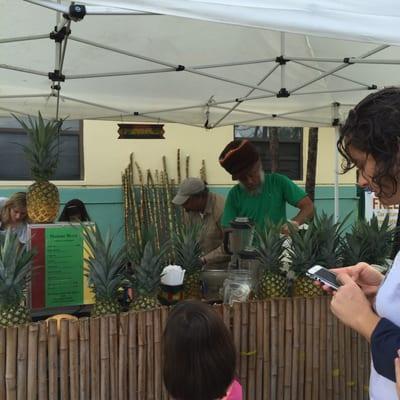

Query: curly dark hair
left=338, top=87, right=400, bottom=197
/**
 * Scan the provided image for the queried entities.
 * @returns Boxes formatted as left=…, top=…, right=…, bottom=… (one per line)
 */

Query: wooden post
left=319, top=298, right=327, bottom=400
left=137, top=312, right=146, bottom=400
left=305, top=127, right=319, bottom=202
left=153, top=309, right=162, bottom=400
left=351, top=330, right=358, bottom=399
left=255, top=301, right=264, bottom=400
left=27, top=324, right=39, bottom=400
left=304, top=298, right=313, bottom=400
left=291, top=298, right=300, bottom=400
left=277, top=300, right=285, bottom=400
left=118, top=313, right=129, bottom=400
left=332, top=309, right=340, bottom=400
left=269, top=127, right=279, bottom=173
left=233, top=302, right=241, bottom=380
left=109, top=315, right=118, bottom=398
left=270, top=299, right=278, bottom=400
left=283, top=299, right=293, bottom=400
left=38, top=322, right=48, bottom=400
left=298, top=298, right=306, bottom=400
left=6, top=326, right=17, bottom=400
left=326, top=298, right=334, bottom=400
left=146, top=310, right=155, bottom=400
left=69, top=319, right=79, bottom=400
left=0, top=326, right=6, bottom=400
left=100, top=316, right=110, bottom=400
left=263, top=301, right=271, bottom=400
left=312, top=297, right=321, bottom=400
left=240, top=302, right=249, bottom=399
left=128, top=312, right=138, bottom=400
left=48, top=319, right=58, bottom=400
left=79, top=318, right=90, bottom=400
left=59, top=319, right=69, bottom=400
left=160, top=307, right=170, bottom=400
left=338, top=321, right=346, bottom=398
left=90, top=317, right=101, bottom=400
left=247, top=302, right=257, bottom=400
left=17, top=324, right=28, bottom=400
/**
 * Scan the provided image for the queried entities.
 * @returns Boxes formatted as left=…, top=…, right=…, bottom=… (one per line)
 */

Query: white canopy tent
left=2, top=0, right=400, bottom=219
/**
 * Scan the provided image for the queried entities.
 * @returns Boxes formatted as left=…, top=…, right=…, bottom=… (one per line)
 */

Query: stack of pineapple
left=0, top=230, right=35, bottom=326
left=15, top=112, right=62, bottom=223
left=173, top=223, right=203, bottom=299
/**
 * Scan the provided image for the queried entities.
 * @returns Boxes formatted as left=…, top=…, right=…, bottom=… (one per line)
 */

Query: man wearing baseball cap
left=219, top=139, right=314, bottom=233
left=172, top=178, right=230, bottom=268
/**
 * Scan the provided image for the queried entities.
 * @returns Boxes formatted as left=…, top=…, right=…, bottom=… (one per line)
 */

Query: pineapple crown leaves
left=129, top=240, right=169, bottom=297
left=0, top=229, right=35, bottom=307
left=82, top=224, right=127, bottom=301
left=173, top=222, right=203, bottom=273
left=13, top=112, right=64, bottom=181
left=255, top=220, right=286, bottom=274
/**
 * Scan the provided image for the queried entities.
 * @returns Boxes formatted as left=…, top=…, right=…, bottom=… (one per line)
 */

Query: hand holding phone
left=306, top=265, right=342, bottom=291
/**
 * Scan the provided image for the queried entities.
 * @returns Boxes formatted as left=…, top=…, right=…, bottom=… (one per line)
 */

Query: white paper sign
left=364, top=190, right=399, bottom=228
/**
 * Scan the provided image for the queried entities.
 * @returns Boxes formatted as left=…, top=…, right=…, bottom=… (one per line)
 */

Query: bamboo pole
left=255, top=301, right=263, bottom=400
left=60, top=319, right=69, bottom=400
left=283, top=299, right=293, bottom=400
left=48, top=319, right=58, bottom=400
left=138, top=312, right=146, bottom=400
left=161, top=307, right=169, bottom=400
left=239, top=302, right=249, bottom=398
left=90, top=317, right=101, bottom=400
left=326, top=298, right=334, bottom=400
left=319, top=298, right=327, bottom=400
left=109, top=315, right=118, bottom=399
left=344, top=326, right=352, bottom=399
left=0, top=326, right=6, bottom=400
left=291, top=298, right=300, bottom=400
left=357, top=333, right=363, bottom=400
left=338, top=319, right=346, bottom=399
left=100, top=316, right=110, bottom=400
left=312, top=297, right=320, bottom=400
left=147, top=170, right=160, bottom=250
left=247, top=302, right=257, bottom=400
left=177, top=149, right=181, bottom=184
left=128, top=311, right=138, bottom=400
left=263, top=300, right=271, bottom=400
left=222, top=304, right=231, bottom=332
left=351, top=330, right=358, bottom=399
left=38, top=322, right=48, bottom=400
left=277, top=300, right=285, bottom=400
left=297, top=298, right=306, bottom=400
left=146, top=310, right=155, bottom=400
left=363, top=339, right=370, bottom=400
left=17, top=324, right=28, bottom=400
left=79, top=318, right=90, bottom=400
left=6, top=326, right=17, bottom=400
left=154, top=308, right=162, bottom=400
left=270, top=299, right=278, bottom=400
left=304, top=298, right=313, bottom=400
left=185, top=155, right=190, bottom=178
left=118, top=313, right=129, bottom=400
left=69, top=319, right=79, bottom=400
left=200, top=159, right=207, bottom=181
left=332, top=308, right=340, bottom=400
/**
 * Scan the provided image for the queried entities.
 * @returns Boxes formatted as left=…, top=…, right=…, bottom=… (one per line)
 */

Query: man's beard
left=240, top=167, right=264, bottom=196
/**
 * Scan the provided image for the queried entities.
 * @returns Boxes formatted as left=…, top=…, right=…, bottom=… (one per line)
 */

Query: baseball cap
left=172, top=178, right=206, bottom=205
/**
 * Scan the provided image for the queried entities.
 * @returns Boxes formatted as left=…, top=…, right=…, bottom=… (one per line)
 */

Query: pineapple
left=14, top=112, right=62, bottom=223
left=255, top=222, right=289, bottom=298
left=0, top=230, right=34, bottom=326
left=288, top=212, right=346, bottom=297
left=83, top=224, right=126, bottom=317
left=341, top=214, right=395, bottom=268
left=129, top=240, right=167, bottom=311
left=174, top=223, right=203, bottom=299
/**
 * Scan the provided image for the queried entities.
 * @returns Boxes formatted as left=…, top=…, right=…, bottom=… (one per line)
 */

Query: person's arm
left=291, top=196, right=314, bottom=226
left=371, top=318, right=400, bottom=382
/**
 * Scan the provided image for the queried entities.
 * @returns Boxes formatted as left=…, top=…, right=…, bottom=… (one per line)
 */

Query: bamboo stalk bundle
left=118, top=313, right=129, bottom=400
left=16, top=324, right=28, bottom=400
left=312, top=297, right=321, bottom=400
left=38, top=322, right=48, bottom=400
left=90, top=317, right=101, bottom=400
left=147, top=170, right=160, bottom=250
left=100, top=316, right=110, bottom=400
left=79, top=318, right=90, bottom=400
left=0, top=326, right=5, bottom=400
left=69, top=319, right=79, bottom=400
left=27, top=323, right=39, bottom=400
left=109, top=315, right=119, bottom=398
left=137, top=312, right=146, bottom=400
left=135, top=161, right=146, bottom=225
left=6, top=326, right=17, bottom=400
left=247, top=302, right=257, bottom=400
left=277, top=300, right=285, bottom=400
left=59, top=319, right=69, bottom=400
left=128, top=312, right=138, bottom=400
left=283, top=299, right=293, bottom=400
left=177, top=149, right=181, bottom=184
left=185, top=155, right=190, bottom=178
left=270, top=300, right=278, bottom=400
left=153, top=309, right=162, bottom=400
left=263, top=301, right=271, bottom=400
left=130, top=154, right=142, bottom=248
left=47, top=319, right=58, bottom=400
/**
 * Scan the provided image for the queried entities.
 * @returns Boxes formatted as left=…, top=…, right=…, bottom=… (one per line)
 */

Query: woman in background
left=58, top=198, right=91, bottom=222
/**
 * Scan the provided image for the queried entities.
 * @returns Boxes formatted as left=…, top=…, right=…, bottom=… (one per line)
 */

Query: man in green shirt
left=219, top=139, right=314, bottom=233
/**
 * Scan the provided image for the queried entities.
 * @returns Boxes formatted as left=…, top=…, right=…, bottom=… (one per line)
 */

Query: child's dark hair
left=58, top=198, right=91, bottom=222
left=163, top=300, right=236, bottom=400
left=337, top=87, right=400, bottom=197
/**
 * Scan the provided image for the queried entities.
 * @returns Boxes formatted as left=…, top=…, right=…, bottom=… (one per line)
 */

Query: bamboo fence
left=0, top=297, right=370, bottom=400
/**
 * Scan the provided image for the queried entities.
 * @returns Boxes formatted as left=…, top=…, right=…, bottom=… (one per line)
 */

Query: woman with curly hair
left=318, top=87, right=400, bottom=399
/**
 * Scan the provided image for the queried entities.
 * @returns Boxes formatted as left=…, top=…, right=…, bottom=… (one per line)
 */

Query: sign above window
left=117, top=124, right=165, bottom=139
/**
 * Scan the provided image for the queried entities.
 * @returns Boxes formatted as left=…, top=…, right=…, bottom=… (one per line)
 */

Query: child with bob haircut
left=163, top=300, right=242, bottom=400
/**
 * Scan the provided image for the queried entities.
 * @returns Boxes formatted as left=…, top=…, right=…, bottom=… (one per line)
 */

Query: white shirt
left=370, top=252, right=400, bottom=399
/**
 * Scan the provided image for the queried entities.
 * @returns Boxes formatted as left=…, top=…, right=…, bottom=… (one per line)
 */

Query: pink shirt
left=221, top=379, right=242, bottom=400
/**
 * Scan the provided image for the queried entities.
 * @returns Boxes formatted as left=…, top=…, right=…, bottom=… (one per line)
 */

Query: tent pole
left=280, top=32, right=286, bottom=90
left=332, top=103, right=340, bottom=223
left=0, top=64, right=48, bottom=76
left=0, top=34, right=49, bottom=44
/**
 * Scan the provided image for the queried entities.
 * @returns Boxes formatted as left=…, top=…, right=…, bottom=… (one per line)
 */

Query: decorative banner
left=364, top=190, right=399, bottom=228
left=29, top=223, right=94, bottom=310
left=117, top=123, right=165, bottom=139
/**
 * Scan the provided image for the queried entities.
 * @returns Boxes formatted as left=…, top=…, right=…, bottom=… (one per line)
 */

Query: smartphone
left=306, top=265, right=342, bottom=290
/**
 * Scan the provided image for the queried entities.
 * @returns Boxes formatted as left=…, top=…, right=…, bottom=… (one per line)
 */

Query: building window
left=234, top=126, right=303, bottom=180
left=0, top=118, right=83, bottom=180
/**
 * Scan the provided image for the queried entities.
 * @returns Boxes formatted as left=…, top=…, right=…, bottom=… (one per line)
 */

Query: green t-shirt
left=221, top=173, right=307, bottom=229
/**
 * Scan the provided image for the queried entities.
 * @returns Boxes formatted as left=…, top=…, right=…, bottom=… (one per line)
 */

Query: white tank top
left=370, top=253, right=400, bottom=399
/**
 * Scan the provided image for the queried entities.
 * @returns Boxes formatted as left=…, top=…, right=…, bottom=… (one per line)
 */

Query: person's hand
left=330, top=273, right=380, bottom=339
left=316, top=262, right=383, bottom=300
left=395, top=350, right=400, bottom=398
left=281, top=220, right=299, bottom=236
